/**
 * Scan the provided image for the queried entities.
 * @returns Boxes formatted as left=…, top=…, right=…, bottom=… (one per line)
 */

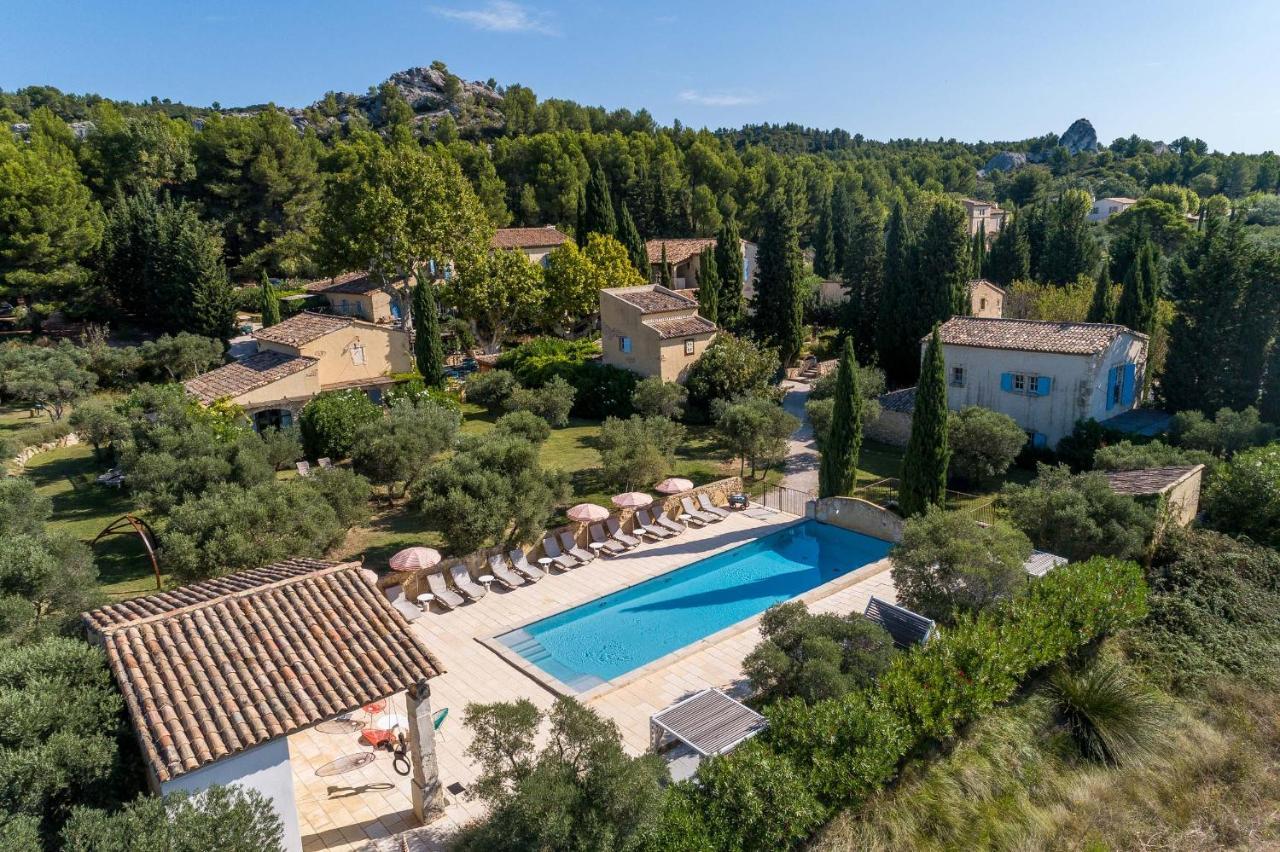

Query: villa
left=969, top=279, right=1006, bottom=318
left=961, top=198, right=1007, bottom=238
left=1088, top=196, right=1138, bottom=222
left=491, top=225, right=571, bottom=265
left=599, top=284, right=717, bottom=382
left=301, top=272, right=411, bottom=324
left=645, top=237, right=757, bottom=296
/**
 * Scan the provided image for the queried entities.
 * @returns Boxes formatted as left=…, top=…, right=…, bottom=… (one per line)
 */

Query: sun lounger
left=635, top=508, right=674, bottom=539
left=697, top=492, right=731, bottom=519
left=508, top=549, right=544, bottom=582
left=606, top=517, right=642, bottom=548
left=653, top=508, right=686, bottom=534
left=680, top=496, right=717, bottom=525
left=589, top=523, right=628, bottom=555
left=541, top=537, right=578, bottom=571
left=558, top=531, right=596, bottom=564
left=295, top=461, right=311, bottom=477
left=425, top=571, right=463, bottom=609
left=487, top=553, right=526, bottom=588
left=448, top=563, right=487, bottom=601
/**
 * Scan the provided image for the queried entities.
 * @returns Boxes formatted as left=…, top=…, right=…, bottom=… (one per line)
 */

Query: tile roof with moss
left=934, top=316, right=1144, bottom=356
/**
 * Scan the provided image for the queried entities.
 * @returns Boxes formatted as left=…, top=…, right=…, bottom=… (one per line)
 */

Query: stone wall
left=864, top=410, right=911, bottom=447
left=814, top=496, right=904, bottom=542
left=6, top=432, right=80, bottom=473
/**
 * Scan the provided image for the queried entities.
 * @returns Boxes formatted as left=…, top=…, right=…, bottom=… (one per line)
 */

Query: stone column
left=405, top=679, right=446, bottom=823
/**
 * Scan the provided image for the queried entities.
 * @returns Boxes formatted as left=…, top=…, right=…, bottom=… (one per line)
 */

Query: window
left=351, top=344, right=365, bottom=366
left=951, top=366, right=966, bottom=387
left=619, top=336, right=631, bottom=354
left=1001, top=372, right=1052, bottom=396
left=1013, top=373, right=1026, bottom=392
left=684, top=339, right=695, bottom=356
left=979, top=297, right=987, bottom=310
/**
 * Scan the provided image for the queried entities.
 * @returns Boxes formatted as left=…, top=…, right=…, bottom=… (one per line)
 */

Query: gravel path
left=780, top=380, right=819, bottom=495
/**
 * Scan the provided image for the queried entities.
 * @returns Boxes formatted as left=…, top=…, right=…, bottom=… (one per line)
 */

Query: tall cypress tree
left=1042, top=189, right=1099, bottom=284
left=412, top=279, right=445, bottom=388
left=830, top=182, right=852, bottom=276
left=972, top=223, right=987, bottom=278
left=752, top=192, right=806, bottom=367
left=915, top=199, right=970, bottom=323
left=1260, top=342, right=1280, bottom=425
left=583, top=161, right=617, bottom=239
left=842, top=193, right=884, bottom=365
left=1086, top=264, right=1115, bottom=324
left=877, top=201, right=916, bottom=385
left=617, top=201, right=649, bottom=279
left=1115, top=239, right=1159, bottom=335
left=818, top=337, right=864, bottom=498
left=658, top=243, right=673, bottom=288
left=900, top=326, right=950, bottom=516
left=259, top=270, right=281, bottom=327
left=715, top=216, right=744, bottom=327
left=696, top=246, right=720, bottom=325
left=813, top=191, right=836, bottom=279
left=987, top=212, right=1031, bottom=286
left=575, top=185, right=588, bottom=248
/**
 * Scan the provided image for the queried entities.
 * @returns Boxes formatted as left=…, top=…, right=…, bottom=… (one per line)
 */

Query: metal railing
left=757, top=485, right=816, bottom=517
left=851, top=477, right=999, bottom=524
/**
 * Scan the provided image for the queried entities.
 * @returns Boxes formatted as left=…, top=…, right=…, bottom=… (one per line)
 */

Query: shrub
left=297, top=389, right=382, bottom=460
left=597, top=415, right=686, bottom=493
left=567, top=362, right=637, bottom=419
left=715, top=397, right=799, bottom=479
left=465, top=369, right=518, bottom=412
left=384, top=377, right=462, bottom=412
left=998, top=463, right=1154, bottom=562
left=1092, top=439, right=1214, bottom=471
left=505, top=375, right=575, bottom=427
left=493, top=410, right=550, bottom=445
left=1171, top=406, right=1274, bottom=457
left=257, top=425, right=302, bottom=471
left=494, top=336, right=598, bottom=386
left=62, top=785, right=284, bottom=852
left=69, top=398, right=129, bottom=461
left=1046, top=656, right=1163, bottom=766
left=743, top=601, right=895, bottom=703
left=808, top=362, right=885, bottom=403
left=297, top=466, right=372, bottom=527
left=351, top=397, right=459, bottom=497
left=685, top=334, right=780, bottom=419
left=947, top=406, right=1026, bottom=486
left=0, top=477, right=51, bottom=537
left=632, top=377, right=687, bottom=419
left=1202, top=443, right=1280, bottom=547
left=891, top=506, right=1033, bottom=624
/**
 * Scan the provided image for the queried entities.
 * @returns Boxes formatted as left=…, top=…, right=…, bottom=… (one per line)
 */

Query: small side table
left=478, top=574, right=495, bottom=593
left=677, top=513, right=693, bottom=526
left=588, top=541, right=607, bottom=553
left=537, top=557, right=554, bottom=570
left=416, top=593, right=435, bottom=612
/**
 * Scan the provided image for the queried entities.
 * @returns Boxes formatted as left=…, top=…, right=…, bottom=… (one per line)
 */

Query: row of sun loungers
left=422, top=494, right=734, bottom=611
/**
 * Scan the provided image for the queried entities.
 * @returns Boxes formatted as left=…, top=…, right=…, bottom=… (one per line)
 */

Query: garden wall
left=814, top=496, right=904, bottom=542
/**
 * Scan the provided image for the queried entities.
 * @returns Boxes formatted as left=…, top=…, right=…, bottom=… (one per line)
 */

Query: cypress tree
left=696, top=246, right=719, bottom=325
left=830, top=183, right=852, bottom=276
left=658, top=244, right=673, bottom=288
left=617, top=201, right=649, bottom=279
left=1042, top=189, right=1099, bottom=284
left=575, top=185, right=588, bottom=248
left=987, top=212, right=1031, bottom=286
left=914, top=199, right=970, bottom=328
left=900, top=326, right=950, bottom=516
left=715, top=216, right=744, bottom=327
left=259, top=270, right=281, bottom=327
left=412, top=279, right=445, bottom=388
left=752, top=192, right=806, bottom=367
left=583, top=162, right=616, bottom=239
left=877, top=201, right=916, bottom=385
left=818, top=336, right=864, bottom=498
left=1086, top=264, right=1115, bottom=324
left=169, top=207, right=235, bottom=340
left=1260, top=343, right=1280, bottom=425
left=1115, top=239, right=1159, bottom=336
left=972, top=222, right=987, bottom=278
left=813, top=191, right=836, bottom=279
left=841, top=193, right=884, bottom=365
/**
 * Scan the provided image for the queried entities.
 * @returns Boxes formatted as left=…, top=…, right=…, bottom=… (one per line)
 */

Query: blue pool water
left=495, top=520, right=891, bottom=691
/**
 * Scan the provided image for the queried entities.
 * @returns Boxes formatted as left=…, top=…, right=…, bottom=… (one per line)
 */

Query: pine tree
left=617, top=201, right=649, bottom=279
left=900, top=326, right=950, bottom=516
left=830, top=183, right=852, bottom=276
left=696, top=246, right=720, bottom=325
left=877, top=201, right=916, bottom=385
left=987, top=212, right=1031, bottom=286
left=715, top=216, right=745, bottom=327
left=412, top=279, right=445, bottom=388
left=583, top=162, right=617, bottom=239
left=813, top=191, right=836, bottom=279
left=841, top=193, right=884, bottom=365
left=752, top=192, right=806, bottom=367
left=259, top=270, right=281, bottom=327
left=1115, top=239, right=1159, bottom=335
left=818, top=337, right=864, bottom=498
left=658, top=243, right=672, bottom=288
left=1042, top=189, right=1099, bottom=284
left=1086, top=264, right=1114, bottom=324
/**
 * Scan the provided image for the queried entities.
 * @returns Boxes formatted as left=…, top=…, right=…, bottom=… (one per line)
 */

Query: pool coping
left=476, top=517, right=895, bottom=702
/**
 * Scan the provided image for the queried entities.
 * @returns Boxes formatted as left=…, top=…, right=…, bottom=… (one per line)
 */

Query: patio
left=292, top=508, right=900, bottom=851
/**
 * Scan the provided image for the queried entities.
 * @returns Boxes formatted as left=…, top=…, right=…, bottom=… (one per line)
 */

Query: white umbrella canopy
left=611, top=491, right=654, bottom=509
left=388, top=546, right=442, bottom=572
left=567, top=503, right=610, bottom=523
left=654, top=477, right=693, bottom=495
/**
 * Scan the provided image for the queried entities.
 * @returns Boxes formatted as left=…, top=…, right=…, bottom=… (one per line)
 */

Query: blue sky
left=3, top=0, right=1278, bottom=152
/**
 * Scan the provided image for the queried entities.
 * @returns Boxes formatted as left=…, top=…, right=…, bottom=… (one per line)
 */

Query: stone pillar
left=405, top=679, right=446, bottom=823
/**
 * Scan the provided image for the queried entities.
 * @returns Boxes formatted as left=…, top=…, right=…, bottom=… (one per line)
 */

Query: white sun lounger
left=541, top=537, right=578, bottom=571
left=487, top=553, right=526, bottom=588
left=681, top=496, right=717, bottom=525
left=425, top=571, right=463, bottom=609
left=697, top=492, right=731, bottom=519
left=508, top=549, right=544, bottom=582
left=448, top=563, right=487, bottom=601
left=558, top=531, right=596, bottom=564
left=589, top=523, right=628, bottom=555
left=606, top=517, right=642, bottom=548
left=635, top=508, right=675, bottom=538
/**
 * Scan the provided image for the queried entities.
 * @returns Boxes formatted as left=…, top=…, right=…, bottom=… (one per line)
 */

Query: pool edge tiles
left=481, top=520, right=894, bottom=699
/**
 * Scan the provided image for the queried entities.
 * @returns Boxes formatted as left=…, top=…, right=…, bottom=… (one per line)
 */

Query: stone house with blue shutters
left=931, top=317, right=1149, bottom=448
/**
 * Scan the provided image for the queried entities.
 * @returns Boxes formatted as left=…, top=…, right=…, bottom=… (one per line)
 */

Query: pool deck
left=291, top=508, right=899, bottom=851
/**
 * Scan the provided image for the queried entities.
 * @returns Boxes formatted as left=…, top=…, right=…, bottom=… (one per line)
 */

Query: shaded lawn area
left=0, top=402, right=46, bottom=433
left=23, top=443, right=166, bottom=598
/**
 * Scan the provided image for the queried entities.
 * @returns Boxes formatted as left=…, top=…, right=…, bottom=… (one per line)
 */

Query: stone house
left=865, top=387, right=915, bottom=447
left=1088, top=196, right=1138, bottom=222
left=600, top=285, right=717, bottom=382
left=933, top=316, right=1149, bottom=448
left=969, top=279, right=1006, bottom=318
left=184, top=311, right=412, bottom=431
left=961, top=198, right=1007, bottom=238
left=303, top=271, right=411, bottom=324
left=645, top=238, right=757, bottom=297
left=491, top=226, right=571, bottom=266
left=1102, top=465, right=1205, bottom=526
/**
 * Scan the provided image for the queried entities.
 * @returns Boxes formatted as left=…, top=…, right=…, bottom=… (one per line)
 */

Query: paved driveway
left=780, top=380, right=818, bottom=495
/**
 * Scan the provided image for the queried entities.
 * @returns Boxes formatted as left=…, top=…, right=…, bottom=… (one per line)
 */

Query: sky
left=3, top=0, right=1279, bottom=152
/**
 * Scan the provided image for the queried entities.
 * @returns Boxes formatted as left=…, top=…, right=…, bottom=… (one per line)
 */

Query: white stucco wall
left=160, top=737, right=301, bottom=852
left=938, top=332, right=1147, bottom=446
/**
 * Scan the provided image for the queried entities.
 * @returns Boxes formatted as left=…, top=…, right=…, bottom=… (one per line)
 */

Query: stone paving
left=291, top=508, right=899, bottom=851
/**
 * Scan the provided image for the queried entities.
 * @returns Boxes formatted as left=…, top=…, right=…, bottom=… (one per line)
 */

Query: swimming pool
left=494, top=520, right=892, bottom=692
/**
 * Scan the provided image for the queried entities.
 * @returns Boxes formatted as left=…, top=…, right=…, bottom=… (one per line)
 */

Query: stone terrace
left=292, top=509, right=899, bottom=851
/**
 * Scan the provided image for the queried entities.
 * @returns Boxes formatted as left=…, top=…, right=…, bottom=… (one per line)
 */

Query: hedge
left=651, top=557, right=1148, bottom=850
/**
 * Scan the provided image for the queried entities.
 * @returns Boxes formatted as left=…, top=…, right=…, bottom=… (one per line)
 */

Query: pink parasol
left=388, top=546, right=442, bottom=572
left=611, top=491, right=654, bottom=509
left=654, top=477, right=693, bottom=494
left=567, top=503, right=610, bottom=523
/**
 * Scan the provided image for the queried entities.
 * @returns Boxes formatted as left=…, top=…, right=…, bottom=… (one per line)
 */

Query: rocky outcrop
left=1060, top=118, right=1099, bottom=154
left=981, top=151, right=1028, bottom=173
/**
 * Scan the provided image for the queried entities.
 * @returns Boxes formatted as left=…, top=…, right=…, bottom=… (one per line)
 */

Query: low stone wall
left=814, top=496, right=904, bottom=543
left=6, top=432, right=80, bottom=473
left=864, top=410, right=910, bottom=447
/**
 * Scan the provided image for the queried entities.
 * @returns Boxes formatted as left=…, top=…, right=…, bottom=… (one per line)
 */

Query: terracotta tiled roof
left=87, top=561, right=443, bottom=782
left=1103, top=465, right=1204, bottom=496
left=183, top=350, right=316, bottom=404
left=492, top=226, right=570, bottom=250
left=645, top=238, right=716, bottom=266
left=879, top=386, right=917, bottom=414
left=934, top=317, right=1143, bottom=355
left=961, top=198, right=1004, bottom=211
left=610, top=285, right=698, bottom=314
left=1100, top=196, right=1138, bottom=205
left=253, top=311, right=352, bottom=347
left=644, top=315, right=717, bottom=339
left=302, top=271, right=407, bottom=295
left=968, top=278, right=1007, bottom=295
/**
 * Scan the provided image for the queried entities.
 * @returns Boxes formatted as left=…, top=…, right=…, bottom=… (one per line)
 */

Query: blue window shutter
left=1105, top=367, right=1117, bottom=410
left=1032, top=432, right=1047, bottom=448
left=1035, top=376, right=1052, bottom=396
left=1000, top=372, right=1014, bottom=393
left=1120, top=363, right=1136, bottom=406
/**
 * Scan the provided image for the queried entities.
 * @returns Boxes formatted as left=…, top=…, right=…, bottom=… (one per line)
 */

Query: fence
left=852, top=477, right=998, bottom=525
left=757, top=484, right=816, bottom=517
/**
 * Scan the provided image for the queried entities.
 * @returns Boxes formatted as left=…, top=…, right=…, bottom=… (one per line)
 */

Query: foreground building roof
left=252, top=311, right=353, bottom=347
left=183, top=350, right=316, bottom=404
left=934, top=316, right=1144, bottom=356
left=84, top=560, right=443, bottom=782
left=1102, top=465, right=1205, bottom=496
left=301, top=271, right=405, bottom=295
left=645, top=238, right=716, bottom=266
left=644, top=315, right=717, bottom=339
left=491, top=226, right=571, bottom=250
left=609, top=285, right=699, bottom=314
